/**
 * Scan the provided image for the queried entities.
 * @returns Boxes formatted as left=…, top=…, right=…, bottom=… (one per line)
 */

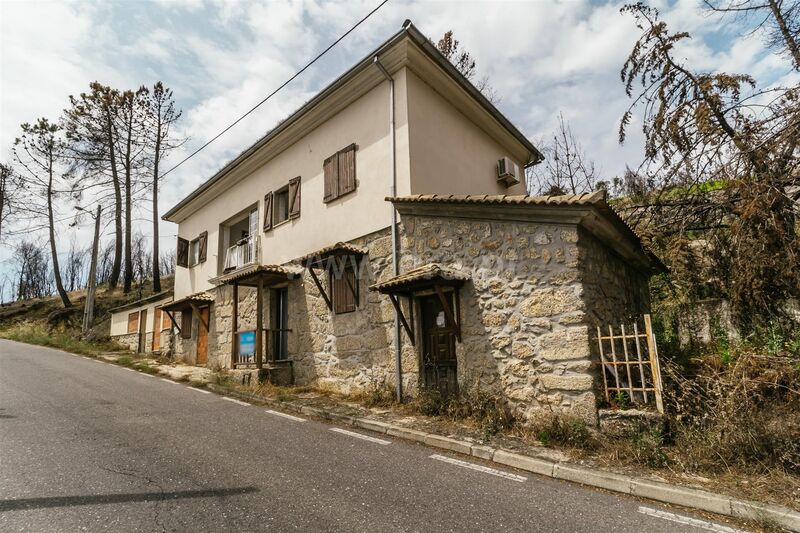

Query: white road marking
left=430, top=454, right=527, bottom=482
left=189, top=387, right=211, bottom=394
left=122, top=367, right=136, bottom=372
left=637, top=506, right=745, bottom=532
left=330, top=428, right=390, bottom=445
left=265, top=409, right=306, bottom=422
left=160, top=378, right=180, bottom=385
left=221, top=397, right=251, bottom=406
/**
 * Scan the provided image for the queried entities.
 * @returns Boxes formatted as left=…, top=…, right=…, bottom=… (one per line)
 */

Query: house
left=109, top=291, right=174, bottom=354
left=153, top=21, right=662, bottom=424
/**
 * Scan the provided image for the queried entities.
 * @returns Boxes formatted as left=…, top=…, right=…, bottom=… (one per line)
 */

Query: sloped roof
left=300, top=242, right=369, bottom=268
left=389, top=192, right=666, bottom=273
left=161, top=291, right=213, bottom=312
left=370, top=264, right=470, bottom=294
left=163, top=20, right=542, bottom=223
left=109, top=291, right=174, bottom=313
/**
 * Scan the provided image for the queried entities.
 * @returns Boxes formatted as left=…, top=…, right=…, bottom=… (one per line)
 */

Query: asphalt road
left=0, top=339, right=746, bottom=532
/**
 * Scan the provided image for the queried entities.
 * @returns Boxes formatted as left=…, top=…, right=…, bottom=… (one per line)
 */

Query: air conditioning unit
left=497, top=157, right=520, bottom=186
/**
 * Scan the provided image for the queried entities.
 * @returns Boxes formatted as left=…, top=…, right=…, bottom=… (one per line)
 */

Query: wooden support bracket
left=389, top=294, right=415, bottom=346
left=188, top=302, right=209, bottom=332
left=308, top=267, right=332, bottom=311
left=164, top=310, right=181, bottom=335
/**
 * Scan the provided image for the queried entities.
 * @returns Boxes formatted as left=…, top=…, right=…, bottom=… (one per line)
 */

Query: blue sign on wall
left=239, top=331, right=256, bottom=357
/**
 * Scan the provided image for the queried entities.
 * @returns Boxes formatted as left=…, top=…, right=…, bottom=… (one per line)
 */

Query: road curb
left=202, top=384, right=798, bottom=531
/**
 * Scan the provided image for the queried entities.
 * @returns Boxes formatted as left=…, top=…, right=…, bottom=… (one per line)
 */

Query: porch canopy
left=216, top=264, right=299, bottom=369
left=370, top=263, right=469, bottom=345
left=160, top=291, right=214, bottom=334
left=300, top=242, right=368, bottom=311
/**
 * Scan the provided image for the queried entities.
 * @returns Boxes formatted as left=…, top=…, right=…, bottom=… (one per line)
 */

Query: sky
left=0, top=0, right=792, bottom=290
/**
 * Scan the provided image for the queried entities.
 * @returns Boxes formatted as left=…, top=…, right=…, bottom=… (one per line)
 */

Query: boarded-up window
left=127, top=312, right=139, bottom=334
left=180, top=310, right=192, bottom=339
left=323, top=144, right=357, bottom=202
left=198, top=231, right=208, bottom=263
left=177, top=237, right=189, bottom=267
left=288, top=176, right=301, bottom=219
left=162, top=308, right=172, bottom=330
left=330, top=262, right=358, bottom=314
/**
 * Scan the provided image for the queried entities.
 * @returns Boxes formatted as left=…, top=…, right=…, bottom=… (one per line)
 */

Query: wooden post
left=256, top=276, right=264, bottom=369
left=231, top=282, right=238, bottom=369
left=82, top=205, right=102, bottom=335
left=597, top=326, right=610, bottom=402
left=633, top=321, right=649, bottom=403
left=621, top=324, right=635, bottom=402
left=643, top=314, right=664, bottom=414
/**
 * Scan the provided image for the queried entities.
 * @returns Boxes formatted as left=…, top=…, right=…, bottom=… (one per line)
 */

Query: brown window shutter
left=263, top=191, right=274, bottom=232
left=288, top=176, right=301, bottom=219
left=323, top=153, right=338, bottom=202
left=198, top=231, right=208, bottom=263
left=330, top=262, right=358, bottom=314
left=180, top=310, right=192, bottom=339
left=338, top=144, right=357, bottom=196
left=177, top=237, right=189, bottom=268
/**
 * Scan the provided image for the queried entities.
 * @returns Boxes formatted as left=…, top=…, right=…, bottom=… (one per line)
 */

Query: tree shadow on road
left=0, top=486, right=259, bottom=512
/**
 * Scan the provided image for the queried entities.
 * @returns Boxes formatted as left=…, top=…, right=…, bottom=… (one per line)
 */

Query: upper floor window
left=264, top=177, right=300, bottom=232
left=323, top=144, right=357, bottom=203
left=177, top=231, right=207, bottom=268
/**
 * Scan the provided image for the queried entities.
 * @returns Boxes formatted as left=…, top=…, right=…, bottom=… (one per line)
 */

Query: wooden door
left=152, top=307, right=162, bottom=352
left=137, top=310, right=147, bottom=353
left=196, top=307, right=209, bottom=365
left=420, top=294, right=457, bottom=396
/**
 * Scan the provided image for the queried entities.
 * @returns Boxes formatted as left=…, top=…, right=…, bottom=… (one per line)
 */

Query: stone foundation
left=113, top=332, right=140, bottom=352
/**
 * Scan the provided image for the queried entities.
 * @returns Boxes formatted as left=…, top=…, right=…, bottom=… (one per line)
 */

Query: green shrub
left=413, top=383, right=514, bottom=438
left=531, top=413, right=597, bottom=450
left=630, top=428, right=669, bottom=467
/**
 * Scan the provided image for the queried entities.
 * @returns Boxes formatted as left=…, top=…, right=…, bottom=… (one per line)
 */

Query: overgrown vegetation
left=412, top=382, right=515, bottom=439
left=0, top=320, right=120, bottom=355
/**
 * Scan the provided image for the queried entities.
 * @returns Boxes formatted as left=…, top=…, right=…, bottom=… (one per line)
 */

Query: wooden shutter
left=263, top=191, right=273, bottom=232
left=181, top=310, right=192, bottom=339
left=288, top=176, right=301, bottom=219
left=198, top=231, right=208, bottom=263
left=338, top=144, right=357, bottom=196
left=323, top=154, right=338, bottom=202
left=127, top=312, right=139, bottom=334
left=177, top=237, right=189, bottom=268
left=330, top=263, right=357, bottom=314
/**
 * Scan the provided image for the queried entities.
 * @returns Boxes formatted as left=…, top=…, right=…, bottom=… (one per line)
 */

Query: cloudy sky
left=0, top=0, right=790, bottom=288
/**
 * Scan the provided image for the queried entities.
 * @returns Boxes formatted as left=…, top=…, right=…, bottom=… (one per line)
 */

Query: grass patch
left=0, top=321, right=120, bottom=355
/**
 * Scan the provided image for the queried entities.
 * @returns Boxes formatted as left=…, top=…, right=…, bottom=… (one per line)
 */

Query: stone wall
left=113, top=332, right=140, bottom=352
left=576, top=228, right=651, bottom=409
left=399, top=213, right=600, bottom=423
left=204, top=227, right=412, bottom=393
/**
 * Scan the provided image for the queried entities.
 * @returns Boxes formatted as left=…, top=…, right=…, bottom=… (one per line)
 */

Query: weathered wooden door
left=152, top=307, right=161, bottom=352
left=137, top=310, right=147, bottom=353
left=196, top=307, right=209, bottom=365
left=420, top=294, right=457, bottom=395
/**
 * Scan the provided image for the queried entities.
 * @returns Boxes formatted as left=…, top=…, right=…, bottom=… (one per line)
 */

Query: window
left=274, top=186, right=289, bottom=226
left=330, top=262, right=358, bottom=314
left=180, top=310, right=192, bottom=339
left=189, top=239, right=200, bottom=266
left=127, top=312, right=139, bottom=334
left=177, top=237, right=189, bottom=267
left=263, top=177, right=300, bottom=232
left=323, top=144, right=357, bottom=202
left=162, top=308, right=172, bottom=331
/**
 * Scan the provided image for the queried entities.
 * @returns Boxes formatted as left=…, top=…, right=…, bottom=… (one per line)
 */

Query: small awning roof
left=370, top=264, right=470, bottom=295
left=161, top=291, right=214, bottom=312
left=300, top=242, right=368, bottom=269
left=215, top=264, right=301, bottom=287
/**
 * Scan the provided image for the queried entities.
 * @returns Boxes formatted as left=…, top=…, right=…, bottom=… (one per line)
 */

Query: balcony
left=224, top=235, right=258, bottom=272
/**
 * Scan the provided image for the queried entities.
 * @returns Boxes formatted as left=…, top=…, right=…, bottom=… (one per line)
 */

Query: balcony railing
left=224, top=235, right=258, bottom=272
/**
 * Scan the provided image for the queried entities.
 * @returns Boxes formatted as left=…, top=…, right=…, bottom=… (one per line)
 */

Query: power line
left=161, top=0, right=390, bottom=180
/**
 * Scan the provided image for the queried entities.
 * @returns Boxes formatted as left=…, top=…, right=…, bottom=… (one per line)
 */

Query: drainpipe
left=374, top=56, right=403, bottom=402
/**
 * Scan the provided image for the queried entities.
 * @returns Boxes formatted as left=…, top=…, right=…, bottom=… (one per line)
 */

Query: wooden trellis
left=596, top=314, right=664, bottom=413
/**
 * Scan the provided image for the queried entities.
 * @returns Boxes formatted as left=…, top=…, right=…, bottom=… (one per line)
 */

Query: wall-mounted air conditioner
left=497, top=157, right=520, bottom=186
